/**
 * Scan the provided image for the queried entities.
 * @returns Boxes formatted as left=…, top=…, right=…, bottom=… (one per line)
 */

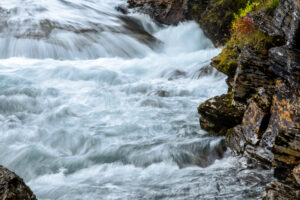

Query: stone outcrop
left=0, top=166, right=37, bottom=200
left=199, top=0, right=300, bottom=198
left=128, top=0, right=249, bottom=46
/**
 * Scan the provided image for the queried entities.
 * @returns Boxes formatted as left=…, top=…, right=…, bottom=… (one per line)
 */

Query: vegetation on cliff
left=211, top=0, right=282, bottom=77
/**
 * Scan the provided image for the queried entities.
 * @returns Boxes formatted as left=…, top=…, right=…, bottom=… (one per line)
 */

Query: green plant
left=232, top=1, right=259, bottom=33
left=233, top=1, right=259, bottom=20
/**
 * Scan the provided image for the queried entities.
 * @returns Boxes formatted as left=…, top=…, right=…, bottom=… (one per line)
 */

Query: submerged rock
left=167, top=70, right=187, bottom=81
left=0, top=166, right=37, bottom=200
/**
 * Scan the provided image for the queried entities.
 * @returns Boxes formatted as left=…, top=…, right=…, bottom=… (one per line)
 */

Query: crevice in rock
left=293, top=22, right=300, bottom=50
left=258, top=112, right=271, bottom=137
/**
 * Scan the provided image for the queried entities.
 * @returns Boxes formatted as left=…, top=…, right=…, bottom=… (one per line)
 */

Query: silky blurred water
left=0, top=0, right=272, bottom=199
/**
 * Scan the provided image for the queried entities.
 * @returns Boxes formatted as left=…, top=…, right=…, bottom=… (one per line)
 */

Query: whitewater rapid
left=0, top=0, right=272, bottom=199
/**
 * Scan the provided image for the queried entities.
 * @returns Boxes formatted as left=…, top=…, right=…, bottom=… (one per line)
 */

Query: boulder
left=0, top=166, right=37, bottom=200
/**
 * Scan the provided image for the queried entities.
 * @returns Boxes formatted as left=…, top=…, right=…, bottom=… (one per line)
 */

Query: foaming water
left=0, top=0, right=272, bottom=199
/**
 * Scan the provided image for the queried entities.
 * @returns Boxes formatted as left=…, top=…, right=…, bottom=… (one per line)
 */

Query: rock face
left=199, top=0, right=300, bottom=198
left=0, top=166, right=37, bottom=200
left=128, top=0, right=248, bottom=46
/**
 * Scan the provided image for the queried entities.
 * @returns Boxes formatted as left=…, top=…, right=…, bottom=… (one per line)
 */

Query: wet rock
left=194, top=65, right=213, bottom=78
left=256, top=0, right=300, bottom=48
left=261, top=80, right=300, bottom=153
left=198, top=93, right=245, bottom=135
left=115, top=5, right=129, bottom=14
left=193, top=65, right=222, bottom=78
left=0, top=166, right=37, bottom=200
left=262, top=181, right=300, bottom=200
left=226, top=90, right=273, bottom=163
left=195, top=139, right=227, bottom=168
left=244, top=145, right=273, bottom=165
left=155, top=90, right=170, bottom=97
left=273, top=128, right=300, bottom=171
left=269, top=46, right=300, bottom=89
left=167, top=70, right=187, bottom=81
left=242, top=101, right=267, bottom=145
left=226, top=126, right=246, bottom=155
left=293, top=164, right=300, bottom=185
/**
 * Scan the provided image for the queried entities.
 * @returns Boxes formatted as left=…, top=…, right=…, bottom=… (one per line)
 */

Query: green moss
left=265, top=0, right=279, bottom=11
left=211, top=42, right=238, bottom=76
left=223, top=92, right=235, bottom=107
left=212, top=28, right=280, bottom=77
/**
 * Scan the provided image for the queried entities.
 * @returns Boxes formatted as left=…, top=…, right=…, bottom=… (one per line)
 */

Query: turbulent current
left=0, top=0, right=272, bottom=199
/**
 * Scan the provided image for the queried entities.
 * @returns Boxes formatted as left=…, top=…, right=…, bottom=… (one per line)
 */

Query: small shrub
left=232, top=1, right=259, bottom=36
left=233, top=17, right=255, bottom=35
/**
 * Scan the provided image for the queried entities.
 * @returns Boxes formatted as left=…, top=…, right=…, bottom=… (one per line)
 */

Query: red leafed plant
left=233, top=17, right=255, bottom=35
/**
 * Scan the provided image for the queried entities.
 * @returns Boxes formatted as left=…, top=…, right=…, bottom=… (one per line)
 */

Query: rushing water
left=0, top=0, right=272, bottom=199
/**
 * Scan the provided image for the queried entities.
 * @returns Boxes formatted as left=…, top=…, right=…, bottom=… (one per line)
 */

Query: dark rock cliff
left=127, top=0, right=300, bottom=198
left=127, top=0, right=248, bottom=46
left=0, top=166, right=37, bottom=200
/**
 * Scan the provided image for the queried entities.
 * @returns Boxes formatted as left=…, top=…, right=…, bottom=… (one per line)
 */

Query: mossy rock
left=198, top=93, right=245, bottom=135
left=211, top=26, right=283, bottom=78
